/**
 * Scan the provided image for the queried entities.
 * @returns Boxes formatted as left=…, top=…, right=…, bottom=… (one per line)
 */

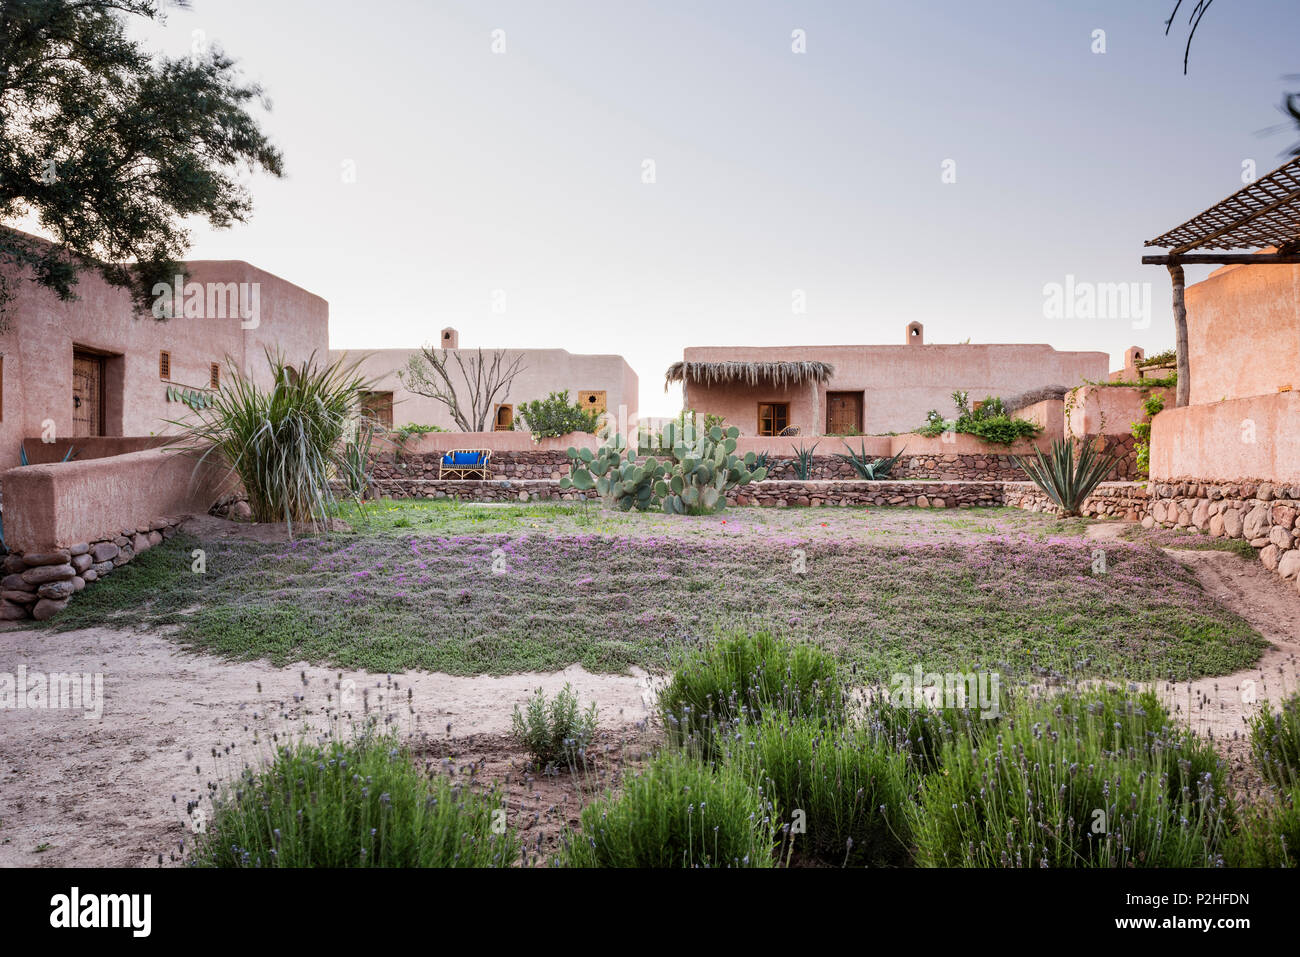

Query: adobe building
left=668, top=322, right=1108, bottom=436
left=1149, top=259, right=1300, bottom=483
left=330, top=327, right=639, bottom=432
left=0, top=234, right=329, bottom=470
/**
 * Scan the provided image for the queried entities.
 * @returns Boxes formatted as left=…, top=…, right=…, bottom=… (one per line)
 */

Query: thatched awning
left=664, top=360, right=835, bottom=392
left=1003, top=385, right=1068, bottom=413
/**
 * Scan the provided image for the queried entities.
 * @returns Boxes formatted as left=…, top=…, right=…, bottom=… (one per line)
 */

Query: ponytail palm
left=171, top=350, right=372, bottom=534
left=1016, top=438, right=1119, bottom=517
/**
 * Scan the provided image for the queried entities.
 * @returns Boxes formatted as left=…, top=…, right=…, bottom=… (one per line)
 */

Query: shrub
left=729, top=716, right=916, bottom=866
left=171, top=349, right=371, bottom=533
left=1249, top=695, right=1300, bottom=789
left=189, top=729, right=518, bottom=867
left=511, top=683, right=599, bottom=771
left=659, top=631, right=843, bottom=757
left=1016, top=437, right=1120, bottom=517
left=1131, top=392, right=1164, bottom=476
left=910, top=690, right=1232, bottom=867
left=915, top=392, right=1040, bottom=445
left=516, top=390, right=599, bottom=438
left=558, top=751, right=776, bottom=867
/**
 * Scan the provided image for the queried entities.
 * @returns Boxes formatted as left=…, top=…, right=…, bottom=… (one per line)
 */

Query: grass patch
left=42, top=507, right=1266, bottom=682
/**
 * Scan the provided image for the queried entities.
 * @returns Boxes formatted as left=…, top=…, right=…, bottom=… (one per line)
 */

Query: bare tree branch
left=398, top=346, right=526, bottom=432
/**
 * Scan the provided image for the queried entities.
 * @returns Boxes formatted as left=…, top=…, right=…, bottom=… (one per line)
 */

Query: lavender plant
left=511, top=683, right=599, bottom=772
left=659, top=631, right=844, bottom=758
left=189, top=727, right=518, bottom=868
left=557, top=751, right=777, bottom=867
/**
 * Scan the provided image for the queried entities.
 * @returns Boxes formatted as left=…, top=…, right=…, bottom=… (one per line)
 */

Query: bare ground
left=1153, top=547, right=1300, bottom=739
left=0, top=625, right=654, bottom=868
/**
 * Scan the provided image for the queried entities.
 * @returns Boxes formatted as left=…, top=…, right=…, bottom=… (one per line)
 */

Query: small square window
left=210, top=363, right=220, bottom=389
left=159, top=350, right=171, bottom=380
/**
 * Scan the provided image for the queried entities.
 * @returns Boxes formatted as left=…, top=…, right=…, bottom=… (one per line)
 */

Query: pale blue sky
left=133, top=1, right=1299, bottom=416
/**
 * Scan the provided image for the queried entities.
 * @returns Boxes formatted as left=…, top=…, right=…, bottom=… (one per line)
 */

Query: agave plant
left=793, top=441, right=819, bottom=480
left=1016, top=437, right=1119, bottom=517
left=169, top=350, right=373, bottom=535
left=837, top=442, right=906, bottom=480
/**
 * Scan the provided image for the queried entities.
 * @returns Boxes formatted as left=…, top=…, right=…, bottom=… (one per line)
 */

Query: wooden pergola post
left=1166, top=264, right=1190, bottom=408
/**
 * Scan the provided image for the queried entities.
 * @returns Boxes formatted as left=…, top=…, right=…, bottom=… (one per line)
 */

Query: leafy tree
left=515, top=390, right=599, bottom=438
left=0, top=0, right=284, bottom=325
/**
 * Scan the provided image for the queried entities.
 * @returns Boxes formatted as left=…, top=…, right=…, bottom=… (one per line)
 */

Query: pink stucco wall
left=1015, top=398, right=1066, bottom=442
left=1184, top=261, right=1300, bottom=406
left=680, top=340, right=1107, bottom=436
left=1150, top=391, right=1300, bottom=484
left=2, top=447, right=233, bottom=552
left=1066, top=385, right=1171, bottom=438
left=329, top=346, right=639, bottom=432
left=19, top=435, right=168, bottom=465
left=0, top=245, right=329, bottom=470
left=375, top=430, right=602, bottom=455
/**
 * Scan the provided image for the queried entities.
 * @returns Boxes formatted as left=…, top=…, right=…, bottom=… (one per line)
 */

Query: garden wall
left=19, top=435, right=169, bottom=465
left=1, top=446, right=232, bottom=622
left=2, top=446, right=229, bottom=553
left=372, top=431, right=1053, bottom=483
left=1150, top=392, right=1300, bottom=485
left=1066, top=385, right=1169, bottom=438
left=366, top=477, right=1010, bottom=509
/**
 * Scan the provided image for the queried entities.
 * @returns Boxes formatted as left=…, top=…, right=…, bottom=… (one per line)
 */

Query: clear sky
left=128, top=0, right=1300, bottom=416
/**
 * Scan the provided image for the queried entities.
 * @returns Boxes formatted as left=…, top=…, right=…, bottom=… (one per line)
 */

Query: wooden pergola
left=1143, top=156, right=1300, bottom=407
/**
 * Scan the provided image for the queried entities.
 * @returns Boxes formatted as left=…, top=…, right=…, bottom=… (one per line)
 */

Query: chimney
left=906, top=321, right=924, bottom=346
left=440, top=327, right=459, bottom=349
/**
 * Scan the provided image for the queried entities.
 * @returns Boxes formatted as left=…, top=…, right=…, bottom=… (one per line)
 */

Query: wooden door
left=72, top=352, right=104, bottom=437
left=826, top=392, right=862, bottom=435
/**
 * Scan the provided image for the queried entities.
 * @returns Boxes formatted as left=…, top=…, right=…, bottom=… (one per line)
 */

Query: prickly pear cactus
left=560, top=437, right=663, bottom=512
left=658, top=424, right=767, bottom=515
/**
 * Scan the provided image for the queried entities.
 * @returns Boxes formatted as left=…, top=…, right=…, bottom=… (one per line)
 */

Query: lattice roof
left=1145, top=157, right=1300, bottom=253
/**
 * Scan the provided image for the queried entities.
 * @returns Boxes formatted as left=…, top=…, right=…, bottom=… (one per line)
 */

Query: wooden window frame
left=757, top=402, right=789, bottom=437
left=494, top=403, right=514, bottom=431
left=159, top=350, right=171, bottom=381
left=359, top=390, right=394, bottom=429
left=210, top=363, right=220, bottom=389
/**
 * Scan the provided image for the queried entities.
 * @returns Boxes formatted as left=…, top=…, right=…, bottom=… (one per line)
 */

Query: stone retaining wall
left=1, top=515, right=186, bottom=621
left=730, top=480, right=1005, bottom=508
left=1002, top=481, right=1150, bottom=521
left=368, top=477, right=1011, bottom=509
left=1145, top=479, right=1300, bottom=587
left=374, top=448, right=1036, bottom=483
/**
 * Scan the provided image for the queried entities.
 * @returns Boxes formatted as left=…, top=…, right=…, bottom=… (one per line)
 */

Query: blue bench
left=438, top=448, right=492, bottom=480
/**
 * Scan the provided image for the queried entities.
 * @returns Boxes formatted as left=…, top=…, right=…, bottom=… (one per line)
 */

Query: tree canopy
left=0, top=0, right=283, bottom=321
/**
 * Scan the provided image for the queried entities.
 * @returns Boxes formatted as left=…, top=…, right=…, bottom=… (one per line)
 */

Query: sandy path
left=0, top=626, right=653, bottom=868
left=1152, top=548, right=1300, bottom=739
